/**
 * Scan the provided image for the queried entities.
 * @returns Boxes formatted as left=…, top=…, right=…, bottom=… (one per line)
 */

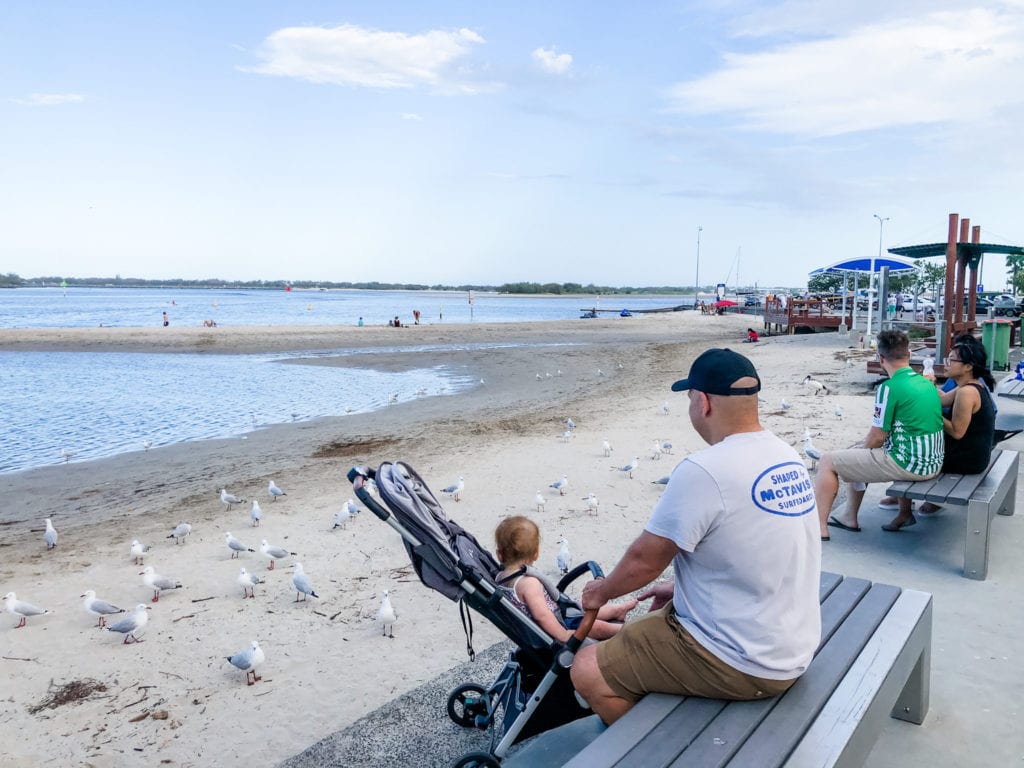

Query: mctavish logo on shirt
left=751, top=462, right=816, bottom=516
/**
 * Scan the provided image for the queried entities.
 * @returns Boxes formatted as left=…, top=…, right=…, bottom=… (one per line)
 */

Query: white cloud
left=244, top=24, right=491, bottom=93
left=666, top=8, right=1024, bottom=137
left=400, top=112, right=423, bottom=121
left=13, top=93, right=84, bottom=106
left=532, top=46, right=573, bottom=75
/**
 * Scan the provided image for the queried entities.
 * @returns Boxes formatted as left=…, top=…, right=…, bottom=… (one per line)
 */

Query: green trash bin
left=981, top=319, right=1012, bottom=371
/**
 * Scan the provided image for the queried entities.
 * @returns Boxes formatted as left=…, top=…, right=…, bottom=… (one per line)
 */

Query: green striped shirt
left=872, top=367, right=944, bottom=475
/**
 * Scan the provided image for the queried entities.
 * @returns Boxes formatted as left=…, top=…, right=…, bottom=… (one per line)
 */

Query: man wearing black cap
left=571, top=348, right=821, bottom=725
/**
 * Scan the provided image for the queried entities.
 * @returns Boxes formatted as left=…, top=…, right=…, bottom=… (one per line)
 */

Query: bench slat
left=667, top=584, right=900, bottom=768
left=886, top=450, right=1002, bottom=505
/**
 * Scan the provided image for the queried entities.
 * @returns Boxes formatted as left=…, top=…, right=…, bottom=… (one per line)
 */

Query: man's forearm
left=588, top=532, right=676, bottom=606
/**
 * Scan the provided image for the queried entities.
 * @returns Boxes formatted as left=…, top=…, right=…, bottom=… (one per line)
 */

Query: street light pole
left=695, top=226, right=702, bottom=308
left=868, top=214, right=889, bottom=342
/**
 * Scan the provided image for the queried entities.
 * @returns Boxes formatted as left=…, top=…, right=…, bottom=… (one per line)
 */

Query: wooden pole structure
left=968, top=224, right=981, bottom=320
left=944, top=213, right=958, bottom=353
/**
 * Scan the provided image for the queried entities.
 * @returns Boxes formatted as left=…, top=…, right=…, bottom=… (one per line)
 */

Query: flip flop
left=827, top=517, right=862, bottom=533
left=820, top=535, right=830, bottom=542
left=881, top=517, right=917, bottom=532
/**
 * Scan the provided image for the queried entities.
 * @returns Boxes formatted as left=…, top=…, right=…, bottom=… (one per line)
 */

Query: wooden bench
left=884, top=448, right=1019, bottom=580
left=505, top=572, right=932, bottom=768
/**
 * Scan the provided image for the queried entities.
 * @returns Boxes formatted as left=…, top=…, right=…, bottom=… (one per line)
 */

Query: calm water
left=0, top=287, right=687, bottom=474
left=0, top=286, right=693, bottom=328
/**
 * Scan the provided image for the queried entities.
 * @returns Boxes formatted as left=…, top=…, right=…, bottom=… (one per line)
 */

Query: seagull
left=377, top=590, right=398, bottom=638
left=250, top=499, right=263, bottom=527
left=561, top=430, right=572, bottom=443
left=556, top=538, right=572, bottom=574
left=166, top=522, right=192, bottom=544
left=260, top=539, right=294, bottom=571
left=43, top=518, right=58, bottom=550
left=140, top=566, right=182, bottom=603
left=333, top=500, right=359, bottom=529
left=291, top=562, right=319, bottom=602
left=60, top=448, right=75, bottom=463
left=129, top=539, right=151, bottom=565
left=602, top=439, right=612, bottom=457
left=661, top=440, right=673, bottom=455
left=4, top=592, right=50, bottom=628
left=534, top=491, right=546, bottom=513
left=803, top=375, right=830, bottom=395
left=597, top=368, right=604, bottom=376
left=566, top=418, right=576, bottom=431
left=549, top=475, right=569, bottom=496
left=81, top=590, right=125, bottom=627
left=225, top=531, right=255, bottom=559
left=268, top=480, right=286, bottom=501
left=220, top=488, right=245, bottom=510
left=142, top=440, right=151, bottom=452
left=237, top=567, right=264, bottom=599
left=834, top=405, right=843, bottom=420
left=388, top=392, right=399, bottom=404
left=616, top=456, right=640, bottom=479
left=441, top=476, right=464, bottom=502
left=536, top=373, right=543, bottom=381
left=662, top=401, right=670, bottom=415
left=583, top=493, right=599, bottom=515
left=652, top=475, right=671, bottom=485
left=803, top=428, right=823, bottom=470
left=781, top=398, right=792, bottom=411
left=106, top=604, right=151, bottom=644
left=556, top=369, right=562, bottom=377
left=226, top=640, right=265, bottom=685
left=651, top=441, right=662, bottom=461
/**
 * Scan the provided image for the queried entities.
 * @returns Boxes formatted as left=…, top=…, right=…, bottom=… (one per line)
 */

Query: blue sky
left=3, top=1, right=1022, bottom=289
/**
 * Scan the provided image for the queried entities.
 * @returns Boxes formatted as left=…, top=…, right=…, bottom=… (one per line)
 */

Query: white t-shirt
left=646, top=429, right=821, bottom=680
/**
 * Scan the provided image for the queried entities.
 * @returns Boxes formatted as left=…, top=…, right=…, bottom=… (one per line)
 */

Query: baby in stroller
left=495, top=516, right=635, bottom=641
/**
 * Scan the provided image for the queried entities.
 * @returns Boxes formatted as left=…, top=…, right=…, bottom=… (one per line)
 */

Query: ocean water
left=0, top=286, right=693, bottom=329
left=1, top=286, right=683, bottom=474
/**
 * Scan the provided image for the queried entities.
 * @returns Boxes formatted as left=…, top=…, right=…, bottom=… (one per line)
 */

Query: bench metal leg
left=891, top=640, right=930, bottom=725
left=964, top=499, right=991, bottom=580
left=998, top=470, right=1017, bottom=516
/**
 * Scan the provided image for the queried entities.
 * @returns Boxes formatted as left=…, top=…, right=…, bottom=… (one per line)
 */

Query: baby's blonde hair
left=495, top=516, right=540, bottom=564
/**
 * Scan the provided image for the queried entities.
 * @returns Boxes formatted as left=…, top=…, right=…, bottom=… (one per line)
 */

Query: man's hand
left=581, top=578, right=609, bottom=611
left=636, top=581, right=673, bottom=612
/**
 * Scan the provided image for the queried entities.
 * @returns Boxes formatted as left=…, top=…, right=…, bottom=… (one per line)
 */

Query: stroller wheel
left=451, top=751, right=501, bottom=768
left=447, top=683, right=493, bottom=729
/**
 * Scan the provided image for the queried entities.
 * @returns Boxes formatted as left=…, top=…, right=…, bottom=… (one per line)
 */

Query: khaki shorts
left=829, top=447, right=939, bottom=484
left=595, top=604, right=795, bottom=703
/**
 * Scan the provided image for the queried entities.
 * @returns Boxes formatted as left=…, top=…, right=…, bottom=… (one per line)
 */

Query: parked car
left=992, top=295, right=1023, bottom=317
left=743, top=295, right=761, bottom=307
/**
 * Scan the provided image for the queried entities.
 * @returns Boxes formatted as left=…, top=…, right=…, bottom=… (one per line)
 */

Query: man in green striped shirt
left=815, top=330, right=943, bottom=540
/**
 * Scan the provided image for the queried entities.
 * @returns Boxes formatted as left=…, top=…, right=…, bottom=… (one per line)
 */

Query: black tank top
left=942, top=383, right=995, bottom=474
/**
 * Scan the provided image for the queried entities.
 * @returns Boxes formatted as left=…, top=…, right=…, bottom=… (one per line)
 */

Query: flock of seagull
left=5, top=478, right=401, bottom=686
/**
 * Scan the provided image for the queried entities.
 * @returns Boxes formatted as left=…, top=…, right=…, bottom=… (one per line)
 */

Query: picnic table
left=995, top=374, right=1024, bottom=399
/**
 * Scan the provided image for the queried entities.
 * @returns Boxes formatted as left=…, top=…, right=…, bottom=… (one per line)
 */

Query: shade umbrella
left=809, top=255, right=918, bottom=336
left=713, top=299, right=738, bottom=308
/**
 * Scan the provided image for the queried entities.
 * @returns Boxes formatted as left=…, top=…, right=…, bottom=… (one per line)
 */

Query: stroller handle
left=568, top=609, right=599, bottom=651
left=347, top=466, right=392, bottom=522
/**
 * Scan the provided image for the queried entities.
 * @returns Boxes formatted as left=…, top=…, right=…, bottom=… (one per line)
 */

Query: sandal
left=881, top=516, right=917, bottom=532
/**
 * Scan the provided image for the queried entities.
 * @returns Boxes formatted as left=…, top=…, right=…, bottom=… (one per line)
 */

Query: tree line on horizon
left=0, top=273, right=749, bottom=295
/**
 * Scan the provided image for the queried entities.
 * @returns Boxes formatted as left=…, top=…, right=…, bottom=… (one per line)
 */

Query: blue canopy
left=809, top=255, right=918, bottom=275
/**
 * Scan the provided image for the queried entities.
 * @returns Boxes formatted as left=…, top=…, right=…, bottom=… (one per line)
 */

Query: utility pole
left=695, top=226, right=702, bottom=308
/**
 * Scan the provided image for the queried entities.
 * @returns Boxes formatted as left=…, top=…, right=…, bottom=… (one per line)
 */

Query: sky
left=3, top=1, right=1023, bottom=290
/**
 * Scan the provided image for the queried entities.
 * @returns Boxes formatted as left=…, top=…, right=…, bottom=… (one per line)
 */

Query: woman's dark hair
left=950, top=335, right=995, bottom=390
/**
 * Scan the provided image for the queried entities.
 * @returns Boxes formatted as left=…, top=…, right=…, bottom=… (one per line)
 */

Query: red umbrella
left=713, top=299, right=737, bottom=308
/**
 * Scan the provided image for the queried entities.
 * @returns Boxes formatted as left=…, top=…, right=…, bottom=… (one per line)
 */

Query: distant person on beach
left=413, top=309, right=421, bottom=325
left=570, top=348, right=820, bottom=725
left=203, top=319, right=217, bottom=327
left=814, top=329, right=943, bottom=540
left=495, top=516, right=635, bottom=642
left=393, top=316, right=402, bottom=328
left=745, top=328, right=759, bottom=343
left=357, top=316, right=364, bottom=327
left=439, top=305, right=443, bottom=321
left=162, top=311, right=169, bottom=327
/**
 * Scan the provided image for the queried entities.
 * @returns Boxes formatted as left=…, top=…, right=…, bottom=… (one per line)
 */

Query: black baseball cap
left=671, top=348, right=761, bottom=396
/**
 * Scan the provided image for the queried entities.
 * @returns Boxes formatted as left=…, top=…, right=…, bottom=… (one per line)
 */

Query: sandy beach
left=1, top=313, right=1020, bottom=767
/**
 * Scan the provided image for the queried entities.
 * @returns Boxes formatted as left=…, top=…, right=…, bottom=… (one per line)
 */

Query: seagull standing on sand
left=237, top=568, right=264, bottom=599
left=835, top=405, right=843, bottom=420
left=225, top=532, right=255, bottom=559
left=106, top=604, right=150, bottom=644
left=583, top=493, right=599, bottom=515
left=442, top=476, right=464, bottom=502
left=260, top=539, right=294, bottom=571
left=140, top=565, right=182, bottom=602
left=333, top=500, right=359, bottom=529
left=616, top=456, right=641, bottom=479
left=803, top=428, right=823, bottom=470
left=534, top=491, right=545, bottom=513
left=661, top=440, right=673, bottom=455
left=43, top=518, right=58, bottom=550
left=556, top=538, right=572, bottom=574
left=4, top=592, right=50, bottom=628
left=220, top=488, right=245, bottom=510
left=662, top=401, right=670, bottom=415
left=651, top=441, right=662, bottom=461
left=250, top=499, right=262, bottom=527
left=561, top=430, right=572, bottom=443
left=803, top=375, right=830, bottom=395
left=268, top=480, right=286, bottom=501
left=377, top=590, right=398, bottom=638
left=226, top=640, right=265, bottom=685
left=781, top=398, right=792, bottom=411
left=81, top=590, right=125, bottom=627
left=602, top=438, right=612, bottom=457
left=550, top=475, right=568, bottom=496
left=291, top=562, right=319, bottom=602
left=566, top=418, right=576, bottom=431
left=129, top=539, right=151, bottom=565
left=60, top=448, right=75, bottom=463
left=167, top=523, right=192, bottom=544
